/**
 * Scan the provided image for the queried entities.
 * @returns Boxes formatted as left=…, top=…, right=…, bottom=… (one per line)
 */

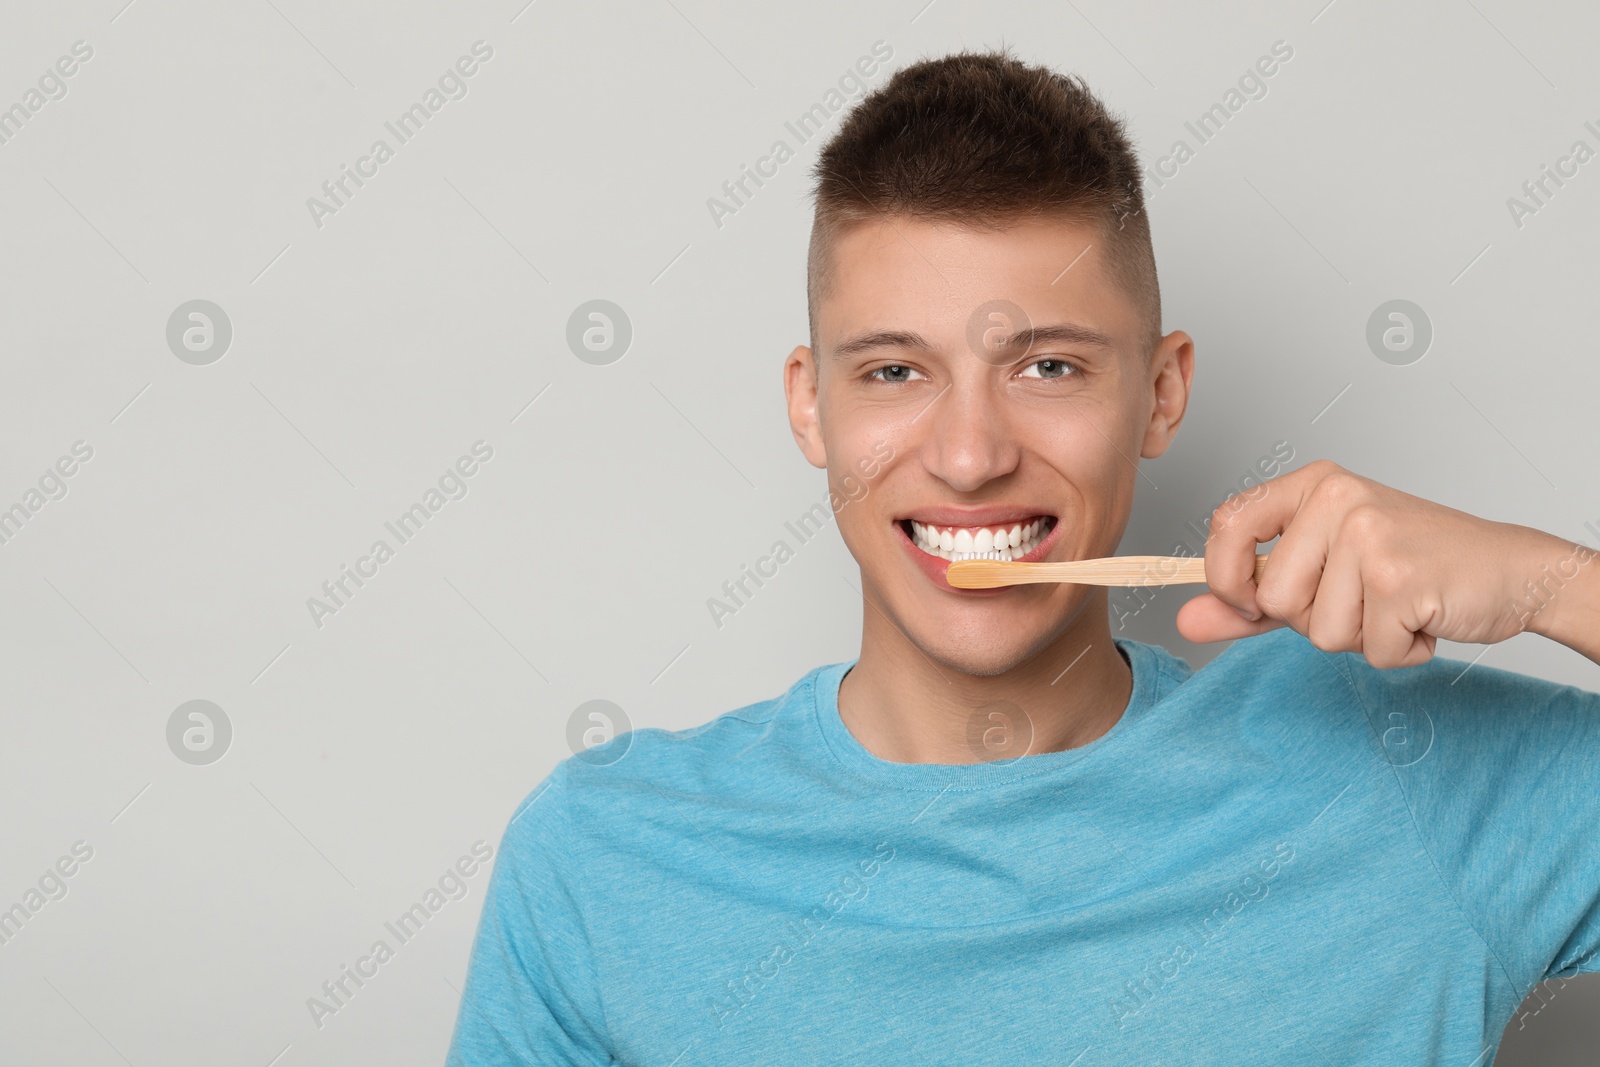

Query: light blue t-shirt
left=446, top=628, right=1600, bottom=1065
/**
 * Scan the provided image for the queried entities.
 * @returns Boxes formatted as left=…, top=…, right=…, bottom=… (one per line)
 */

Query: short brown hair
left=806, top=48, right=1160, bottom=358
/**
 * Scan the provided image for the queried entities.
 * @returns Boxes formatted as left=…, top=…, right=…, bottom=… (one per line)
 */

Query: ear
left=1140, top=329, right=1194, bottom=459
left=783, top=344, right=828, bottom=469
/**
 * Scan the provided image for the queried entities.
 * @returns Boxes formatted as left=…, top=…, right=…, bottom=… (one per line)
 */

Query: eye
left=869, top=364, right=928, bottom=384
left=1019, top=358, right=1077, bottom=380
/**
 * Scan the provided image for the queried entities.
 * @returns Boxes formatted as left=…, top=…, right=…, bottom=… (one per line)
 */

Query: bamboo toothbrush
left=945, top=553, right=1272, bottom=589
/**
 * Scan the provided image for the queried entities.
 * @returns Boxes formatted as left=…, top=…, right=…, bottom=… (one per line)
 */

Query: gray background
left=2, top=0, right=1598, bottom=1063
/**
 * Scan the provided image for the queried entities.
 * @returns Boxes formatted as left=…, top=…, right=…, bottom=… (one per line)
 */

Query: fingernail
left=1234, top=605, right=1259, bottom=621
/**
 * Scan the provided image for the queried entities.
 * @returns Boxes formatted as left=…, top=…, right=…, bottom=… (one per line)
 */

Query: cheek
left=1028, top=409, right=1125, bottom=486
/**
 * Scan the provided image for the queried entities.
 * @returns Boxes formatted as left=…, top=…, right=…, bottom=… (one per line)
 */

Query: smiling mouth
left=898, top=517, right=1057, bottom=562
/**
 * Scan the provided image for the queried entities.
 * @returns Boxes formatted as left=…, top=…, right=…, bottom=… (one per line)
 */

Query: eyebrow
left=831, top=321, right=1119, bottom=359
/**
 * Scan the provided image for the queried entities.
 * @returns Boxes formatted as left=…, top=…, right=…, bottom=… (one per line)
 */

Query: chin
left=910, top=622, right=1061, bottom=678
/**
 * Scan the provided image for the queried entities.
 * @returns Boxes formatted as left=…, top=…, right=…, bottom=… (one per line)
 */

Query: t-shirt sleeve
left=1337, top=646, right=1600, bottom=993
left=446, top=761, right=616, bottom=1066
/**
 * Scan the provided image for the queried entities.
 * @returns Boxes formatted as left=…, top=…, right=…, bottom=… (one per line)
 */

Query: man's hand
left=1175, top=460, right=1600, bottom=668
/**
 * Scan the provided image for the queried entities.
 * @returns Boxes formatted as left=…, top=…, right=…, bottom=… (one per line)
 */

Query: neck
left=837, top=588, right=1132, bottom=765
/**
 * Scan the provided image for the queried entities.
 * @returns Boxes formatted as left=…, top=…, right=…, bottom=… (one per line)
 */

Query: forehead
left=816, top=214, right=1139, bottom=354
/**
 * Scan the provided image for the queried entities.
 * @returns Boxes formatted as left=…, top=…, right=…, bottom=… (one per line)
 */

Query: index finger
left=1203, top=460, right=1330, bottom=619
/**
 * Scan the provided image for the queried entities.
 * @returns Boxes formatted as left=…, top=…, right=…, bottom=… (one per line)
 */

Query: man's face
left=785, top=214, right=1191, bottom=676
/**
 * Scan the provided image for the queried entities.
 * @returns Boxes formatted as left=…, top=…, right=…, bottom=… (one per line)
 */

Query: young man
left=447, top=51, right=1600, bottom=1064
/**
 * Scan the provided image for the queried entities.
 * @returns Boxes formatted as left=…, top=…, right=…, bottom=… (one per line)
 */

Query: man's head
left=805, top=49, right=1161, bottom=359
left=784, top=49, right=1195, bottom=677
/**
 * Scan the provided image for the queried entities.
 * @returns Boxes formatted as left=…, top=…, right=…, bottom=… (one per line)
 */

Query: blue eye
left=1020, top=359, right=1075, bottom=380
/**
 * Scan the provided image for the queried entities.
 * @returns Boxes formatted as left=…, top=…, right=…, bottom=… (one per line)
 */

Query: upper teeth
left=910, top=519, right=1048, bottom=562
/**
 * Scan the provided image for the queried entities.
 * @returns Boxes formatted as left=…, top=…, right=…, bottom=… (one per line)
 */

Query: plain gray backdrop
left=2, top=0, right=1598, bottom=1063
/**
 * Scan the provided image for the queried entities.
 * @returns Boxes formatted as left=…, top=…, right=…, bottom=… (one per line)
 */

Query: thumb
left=1175, top=591, right=1287, bottom=644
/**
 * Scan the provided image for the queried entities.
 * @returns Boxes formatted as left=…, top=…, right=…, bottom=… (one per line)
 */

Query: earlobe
left=783, top=344, right=828, bottom=469
left=1140, top=330, right=1195, bottom=459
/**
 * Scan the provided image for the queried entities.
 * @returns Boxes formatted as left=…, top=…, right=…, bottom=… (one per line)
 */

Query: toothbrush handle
left=945, top=553, right=1272, bottom=589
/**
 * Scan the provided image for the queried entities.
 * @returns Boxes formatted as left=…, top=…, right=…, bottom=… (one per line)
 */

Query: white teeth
left=909, top=518, right=1052, bottom=563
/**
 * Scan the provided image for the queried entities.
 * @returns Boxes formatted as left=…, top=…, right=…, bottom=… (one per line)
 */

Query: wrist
left=1515, top=527, right=1600, bottom=658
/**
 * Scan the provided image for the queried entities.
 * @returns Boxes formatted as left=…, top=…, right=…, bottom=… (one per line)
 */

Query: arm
left=1339, top=646, right=1600, bottom=998
left=1179, top=459, right=1600, bottom=672
left=447, top=764, right=616, bottom=1066
left=1517, top=528, right=1600, bottom=664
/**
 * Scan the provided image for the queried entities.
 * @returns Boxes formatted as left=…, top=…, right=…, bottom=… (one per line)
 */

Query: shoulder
left=497, top=663, right=836, bottom=852
left=1171, top=626, right=1600, bottom=757
left=1154, top=625, right=1350, bottom=703
left=568, top=664, right=828, bottom=788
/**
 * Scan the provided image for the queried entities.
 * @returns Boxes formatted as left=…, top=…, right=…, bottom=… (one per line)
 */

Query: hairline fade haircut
left=805, top=48, right=1162, bottom=364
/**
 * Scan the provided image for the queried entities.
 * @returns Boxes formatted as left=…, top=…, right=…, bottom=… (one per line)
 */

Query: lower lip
left=895, top=518, right=1063, bottom=594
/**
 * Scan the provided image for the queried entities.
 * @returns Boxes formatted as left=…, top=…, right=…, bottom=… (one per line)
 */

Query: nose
left=918, top=380, right=1021, bottom=493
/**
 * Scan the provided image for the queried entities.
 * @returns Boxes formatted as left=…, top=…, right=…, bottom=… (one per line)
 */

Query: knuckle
left=1310, top=468, right=1365, bottom=510
left=1252, top=576, right=1304, bottom=622
left=1306, top=627, right=1339, bottom=653
left=1306, top=620, right=1353, bottom=654
left=1209, top=497, right=1246, bottom=536
left=1340, top=501, right=1390, bottom=541
left=1254, top=581, right=1287, bottom=615
left=1364, top=555, right=1412, bottom=596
